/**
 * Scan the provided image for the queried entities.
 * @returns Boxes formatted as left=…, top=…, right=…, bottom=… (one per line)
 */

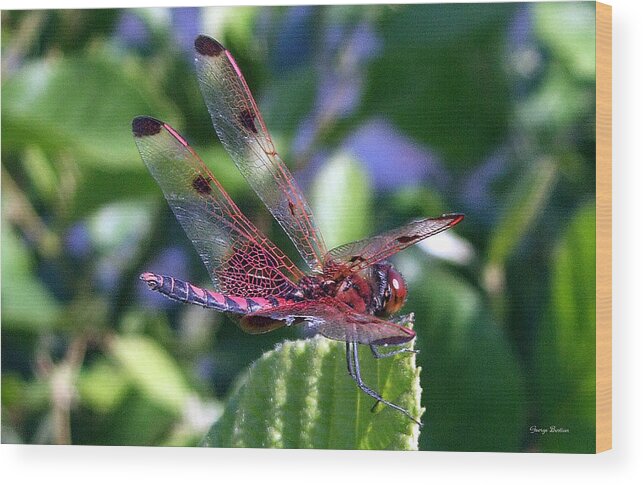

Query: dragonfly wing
left=133, top=116, right=304, bottom=298
left=324, top=214, right=464, bottom=278
left=194, top=35, right=327, bottom=272
left=240, top=297, right=416, bottom=346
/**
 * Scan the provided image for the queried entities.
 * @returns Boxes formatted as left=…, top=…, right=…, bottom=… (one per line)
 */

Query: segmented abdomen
left=140, top=272, right=283, bottom=313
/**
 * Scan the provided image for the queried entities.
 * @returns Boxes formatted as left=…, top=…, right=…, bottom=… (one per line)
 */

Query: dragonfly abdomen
left=140, top=272, right=281, bottom=313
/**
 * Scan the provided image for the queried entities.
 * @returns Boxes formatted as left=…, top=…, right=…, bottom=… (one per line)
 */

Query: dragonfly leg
left=345, top=342, right=422, bottom=427
left=370, top=344, right=419, bottom=359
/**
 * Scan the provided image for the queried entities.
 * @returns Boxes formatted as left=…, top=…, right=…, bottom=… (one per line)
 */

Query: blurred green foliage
left=2, top=3, right=597, bottom=452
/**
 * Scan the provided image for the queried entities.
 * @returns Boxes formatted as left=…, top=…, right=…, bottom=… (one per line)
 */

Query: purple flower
left=115, top=12, right=149, bottom=49
left=171, top=8, right=201, bottom=54
left=272, top=6, right=316, bottom=71
left=460, top=149, right=509, bottom=222
left=64, top=223, right=92, bottom=260
left=342, top=118, right=448, bottom=192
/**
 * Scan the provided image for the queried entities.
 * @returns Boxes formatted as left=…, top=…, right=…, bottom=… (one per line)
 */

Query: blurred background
left=2, top=2, right=596, bottom=452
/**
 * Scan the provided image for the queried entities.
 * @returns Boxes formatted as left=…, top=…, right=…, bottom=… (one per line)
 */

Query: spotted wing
left=132, top=116, right=304, bottom=298
left=239, top=297, right=416, bottom=346
left=193, top=35, right=327, bottom=273
left=324, top=214, right=465, bottom=279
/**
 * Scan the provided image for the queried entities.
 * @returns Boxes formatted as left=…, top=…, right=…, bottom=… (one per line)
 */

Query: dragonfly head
left=373, top=263, right=408, bottom=316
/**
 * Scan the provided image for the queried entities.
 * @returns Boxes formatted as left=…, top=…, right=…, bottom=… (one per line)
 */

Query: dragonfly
left=132, top=34, right=464, bottom=426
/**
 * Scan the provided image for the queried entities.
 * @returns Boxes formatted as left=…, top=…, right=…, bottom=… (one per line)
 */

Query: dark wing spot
left=194, top=35, right=224, bottom=57
left=192, top=175, right=212, bottom=195
left=239, top=109, right=258, bottom=133
left=349, top=255, right=365, bottom=263
left=132, top=116, right=162, bottom=137
left=288, top=200, right=296, bottom=217
left=397, top=235, right=421, bottom=244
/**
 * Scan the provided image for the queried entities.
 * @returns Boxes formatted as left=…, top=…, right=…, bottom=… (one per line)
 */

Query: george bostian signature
left=530, top=425, right=570, bottom=435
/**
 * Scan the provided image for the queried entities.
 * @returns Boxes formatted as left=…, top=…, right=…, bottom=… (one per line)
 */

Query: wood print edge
left=595, top=0, right=612, bottom=454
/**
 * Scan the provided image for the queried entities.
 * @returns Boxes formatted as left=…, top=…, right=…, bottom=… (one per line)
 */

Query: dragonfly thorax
left=295, top=275, right=329, bottom=301
left=294, top=262, right=407, bottom=316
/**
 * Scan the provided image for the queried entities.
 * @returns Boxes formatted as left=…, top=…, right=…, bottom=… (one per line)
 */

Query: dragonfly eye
left=381, top=265, right=407, bottom=315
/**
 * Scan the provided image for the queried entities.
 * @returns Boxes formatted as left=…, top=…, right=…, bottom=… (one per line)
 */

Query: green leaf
left=77, top=359, right=129, bottom=413
left=75, top=393, right=177, bottom=446
left=515, top=64, right=595, bottom=131
left=310, top=152, right=372, bottom=249
left=535, top=203, right=596, bottom=453
left=262, top=66, right=317, bottom=138
left=364, top=3, right=516, bottom=167
left=86, top=201, right=152, bottom=254
left=208, top=7, right=260, bottom=53
left=533, top=2, right=596, bottom=80
left=487, top=158, right=557, bottom=267
left=406, top=263, right=527, bottom=451
left=0, top=224, right=61, bottom=331
left=203, top=336, right=422, bottom=450
left=483, top=158, right=558, bottom=326
left=21, top=146, right=58, bottom=202
left=2, top=53, right=178, bottom=169
left=550, top=206, right=596, bottom=372
left=109, top=334, right=192, bottom=415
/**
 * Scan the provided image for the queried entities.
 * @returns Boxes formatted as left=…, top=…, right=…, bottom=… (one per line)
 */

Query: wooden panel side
left=595, top=1, right=612, bottom=454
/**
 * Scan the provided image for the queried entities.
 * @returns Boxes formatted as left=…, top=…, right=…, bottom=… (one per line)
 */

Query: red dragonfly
left=133, top=35, right=463, bottom=426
